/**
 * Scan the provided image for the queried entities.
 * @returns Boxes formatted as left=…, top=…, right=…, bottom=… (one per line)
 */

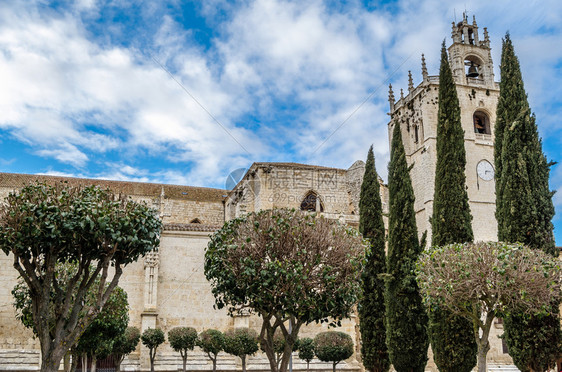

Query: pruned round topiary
left=297, top=337, right=315, bottom=371
left=197, top=329, right=225, bottom=372
left=168, top=327, right=198, bottom=372
left=141, top=328, right=165, bottom=372
left=314, top=331, right=353, bottom=372
left=224, top=328, right=259, bottom=372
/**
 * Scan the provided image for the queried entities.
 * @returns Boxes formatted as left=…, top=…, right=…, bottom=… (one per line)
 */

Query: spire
left=388, top=84, right=395, bottom=111
left=408, top=71, right=414, bottom=93
left=400, top=88, right=404, bottom=100
left=421, top=54, right=428, bottom=81
left=472, top=15, right=477, bottom=27
left=483, top=27, right=490, bottom=47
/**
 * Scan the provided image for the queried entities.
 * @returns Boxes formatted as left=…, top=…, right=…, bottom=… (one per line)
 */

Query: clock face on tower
left=477, top=160, right=494, bottom=181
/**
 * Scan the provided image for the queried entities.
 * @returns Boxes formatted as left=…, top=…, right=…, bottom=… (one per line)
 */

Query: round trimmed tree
left=204, top=208, right=365, bottom=372
left=298, top=338, right=315, bottom=372
left=224, top=328, right=259, bottom=372
left=314, top=331, right=354, bottom=372
left=168, top=327, right=198, bottom=372
left=197, top=329, right=225, bottom=372
left=141, top=328, right=165, bottom=372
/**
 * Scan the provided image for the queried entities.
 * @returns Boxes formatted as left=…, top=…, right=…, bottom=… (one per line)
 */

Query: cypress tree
left=385, top=123, right=428, bottom=372
left=428, top=43, right=477, bottom=372
left=358, top=146, right=390, bottom=372
left=495, top=33, right=560, bottom=372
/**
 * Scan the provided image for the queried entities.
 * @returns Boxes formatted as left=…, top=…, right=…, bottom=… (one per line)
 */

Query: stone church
left=0, top=15, right=526, bottom=372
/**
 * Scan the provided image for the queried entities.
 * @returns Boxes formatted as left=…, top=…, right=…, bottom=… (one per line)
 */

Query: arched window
left=464, top=55, right=483, bottom=78
left=473, top=111, right=491, bottom=134
left=300, top=192, right=324, bottom=212
left=190, top=218, right=202, bottom=224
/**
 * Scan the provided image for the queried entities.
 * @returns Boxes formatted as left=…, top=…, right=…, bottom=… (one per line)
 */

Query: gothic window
left=414, top=125, right=419, bottom=143
left=300, top=191, right=324, bottom=212
left=473, top=111, right=491, bottom=134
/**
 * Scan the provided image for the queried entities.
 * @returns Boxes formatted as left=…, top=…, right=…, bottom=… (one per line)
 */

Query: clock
left=477, top=160, right=494, bottom=181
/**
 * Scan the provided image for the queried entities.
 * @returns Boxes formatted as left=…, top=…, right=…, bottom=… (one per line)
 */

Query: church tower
left=387, top=14, right=499, bottom=244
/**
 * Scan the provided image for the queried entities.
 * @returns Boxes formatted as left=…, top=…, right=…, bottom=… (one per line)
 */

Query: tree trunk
left=182, top=355, right=187, bottom=372
left=212, top=358, right=217, bottom=372
left=307, top=361, right=310, bottom=372
left=477, top=340, right=490, bottom=372
left=90, top=355, right=96, bottom=372
left=82, top=355, right=87, bottom=372
left=241, top=356, right=246, bottom=372
left=150, top=351, right=155, bottom=372
left=333, top=362, right=337, bottom=372
left=114, top=357, right=122, bottom=372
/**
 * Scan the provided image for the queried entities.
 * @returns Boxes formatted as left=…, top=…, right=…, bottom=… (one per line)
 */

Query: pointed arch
left=300, top=191, right=324, bottom=212
left=190, top=218, right=202, bottom=224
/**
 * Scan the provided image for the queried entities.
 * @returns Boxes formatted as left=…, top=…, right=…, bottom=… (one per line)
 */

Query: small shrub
left=224, top=328, right=259, bottom=372
left=314, top=331, right=354, bottom=372
left=168, top=327, right=198, bottom=372
left=197, top=329, right=225, bottom=372
left=141, top=328, right=165, bottom=372
left=298, top=337, right=315, bottom=371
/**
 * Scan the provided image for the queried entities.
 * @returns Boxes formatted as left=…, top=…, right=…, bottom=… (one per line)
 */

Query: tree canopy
left=0, top=182, right=161, bottom=372
left=197, top=329, right=225, bottom=372
left=224, top=327, right=259, bottom=372
left=204, top=208, right=365, bottom=372
left=314, top=331, right=354, bottom=372
left=168, top=327, right=198, bottom=372
left=141, top=328, right=165, bottom=372
left=417, top=241, right=561, bottom=372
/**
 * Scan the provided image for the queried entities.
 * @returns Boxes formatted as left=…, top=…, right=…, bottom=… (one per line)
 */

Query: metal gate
left=76, top=355, right=117, bottom=372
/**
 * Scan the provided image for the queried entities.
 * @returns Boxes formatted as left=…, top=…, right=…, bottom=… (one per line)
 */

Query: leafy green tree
left=197, top=329, right=225, bottom=372
left=385, top=123, right=429, bottom=372
left=417, top=241, right=561, bottom=372
left=297, top=337, right=315, bottom=372
left=168, top=327, right=198, bottom=372
left=429, top=42, right=477, bottom=372
left=495, top=33, right=560, bottom=372
left=72, top=286, right=129, bottom=372
left=204, top=208, right=366, bottom=372
left=112, top=327, right=140, bottom=372
left=224, top=328, right=259, bottom=372
left=0, top=182, right=161, bottom=372
left=314, top=331, right=354, bottom=372
left=358, top=146, right=389, bottom=372
left=141, top=328, right=165, bottom=372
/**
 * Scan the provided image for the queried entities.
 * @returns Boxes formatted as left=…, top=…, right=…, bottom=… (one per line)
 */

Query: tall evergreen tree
left=495, top=33, right=560, bottom=372
left=428, top=43, right=477, bottom=372
left=385, top=124, right=428, bottom=372
left=358, top=146, right=390, bottom=372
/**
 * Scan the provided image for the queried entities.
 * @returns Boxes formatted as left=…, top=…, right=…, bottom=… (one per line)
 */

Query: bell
left=467, top=62, right=479, bottom=78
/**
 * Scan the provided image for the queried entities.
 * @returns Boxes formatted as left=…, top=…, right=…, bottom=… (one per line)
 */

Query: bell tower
left=448, top=14, right=495, bottom=87
left=386, top=14, right=500, bottom=248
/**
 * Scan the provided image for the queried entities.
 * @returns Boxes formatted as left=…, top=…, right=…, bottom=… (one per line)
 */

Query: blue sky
left=0, top=0, right=561, bottom=244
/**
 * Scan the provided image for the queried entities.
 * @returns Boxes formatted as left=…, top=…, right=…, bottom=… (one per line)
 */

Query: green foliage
left=385, top=123, right=429, bottom=372
left=224, top=327, right=258, bottom=357
left=169, top=327, right=198, bottom=353
left=417, top=242, right=561, bottom=372
left=298, top=337, right=315, bottom=364
left=495, top=33, right=560, bottom=372
left=198, top=329, right=225, bottom=372
left=204, top=208, right=366, bottom=372
left=314, top=331, right=354, bottom=371
left=169, top=327, right=198, bottom=372
left=224, top=327, right=258, bottom=371
left=429, top=43, right=476, bottom=372
left=141, top=328, right=165, bottom=350
left=112, top=327, right=140, bottom=365
left=358, top=146, right=389, bottom=372
left=73, top=286, right=129, bottom=358
left=0, top=182, right=161, bottom=372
